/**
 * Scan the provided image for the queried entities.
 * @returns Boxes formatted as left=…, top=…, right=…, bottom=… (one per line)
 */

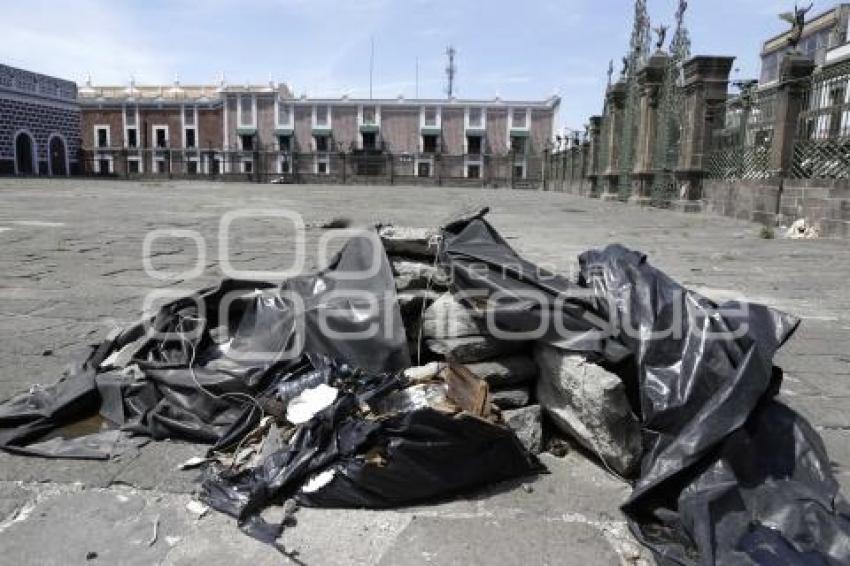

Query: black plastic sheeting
left=0, top=232, right=410, bottom=458
left=439, top=213, right=850, bottom=565
left=200, top=354, right=537, bottom=542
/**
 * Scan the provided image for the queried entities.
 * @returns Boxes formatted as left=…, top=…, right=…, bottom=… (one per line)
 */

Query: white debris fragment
left=301, top=469, right=336, bottom=493
left=403, top=361, right=444, bottom=382
left=186, top=500, right=209, bottom=518
left=784, top=218, right=819, bottom=239
left=286, top=384, right=339, bottom=425
left=176, top=456, right=211, bottom=470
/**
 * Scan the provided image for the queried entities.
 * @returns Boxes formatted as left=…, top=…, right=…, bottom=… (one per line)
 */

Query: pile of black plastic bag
left=1, top=208, right=848, bottom=565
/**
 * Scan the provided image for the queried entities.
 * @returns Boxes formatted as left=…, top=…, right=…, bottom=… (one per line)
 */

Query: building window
left=240, top=134, right=254, bottom=151
left=242, top=160, right=253, bottom=174
left=184, top=106, right=196, bottom=126
left=278, top=135, right=291, bottom=152
left=124, top=107, right=136, bottom=127
left=422, top=134, right=438, bottom=154
left=95, top=126, right=109, bottom=148
left=511, top=109, right=528, bottom=129
left=467, top=135, right=482, bottom=155
left=315, top=135, right=329, bottom=152
left=513, top=163, right=526, bottom=179
left=361, top=132, right=377, bottom=150
left=185, top=129, right=196, bottom=149
left=467, top=163, right=481, bottom=179
left=127, top=129, right=138, bottom=149
left=277, top=102, right=292, bottom=127
left=423, top=107, right=438, bottom=127
left=467, top=107, right=483, bottom=129
left=154, top=126, right=168, bottom=149
left=314, top=105, right=330, bottom=127
left=417, top=161, right=431, bottom=177
left=155, top=159, right=167, bottom=173
left=187, top=161, right=198, bottom=175
left=128, top=159, right=140, bottom=174
left=510, top=136, right=526, bottom=154
left=279, top=157, right=291, bottom=174
left=316, top=159, right=329, bottom=175
left=362, top=106, right=377, bottom=125
left=98, top=158, right=111, bottom=174
left=239, top=95, right=254, bottom=126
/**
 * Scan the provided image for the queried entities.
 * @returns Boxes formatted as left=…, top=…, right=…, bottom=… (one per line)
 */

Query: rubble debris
left=784, top=218, right=820, bottom=239
left=378, top=225, right=438, bottom=258
left=501, top=405, right=543, bottom=454
left=286, top=384, right=339, bottom=425
left=186, top=500, right=209, bottom=519
left=534, top=344, right=641, bottom=476
left=402, top=362, right=445, bottom=383
left=490, top=386, right=531, bottom=410
left=444, top=362, right=491, bottom=418
left=370, top=383, right=454, bottom=414
left=426, top=335, right=526, bottom=364
left=392, top=260, right=448, bottom=292
left=420, top=292, right=487, bottom=338
left=462, top=356, right=538, bottom=388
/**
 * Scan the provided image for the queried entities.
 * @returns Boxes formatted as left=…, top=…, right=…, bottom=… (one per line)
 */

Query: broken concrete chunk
left=463, top=355, right=538, bottom=388
left=371, top=383, right=454, bottom=414
left=534, top=343, right=642, bottom=477
left=421, top=293, right=487, bottom=338
left=393, top=260, right=449, bottom=292
left=427, top=335, right=526, bottom=364
left=379, top=225, right=438, bottom=258
left=502, top=405, right=543, bottom=454
left=491, top=386, right=531, bottom=409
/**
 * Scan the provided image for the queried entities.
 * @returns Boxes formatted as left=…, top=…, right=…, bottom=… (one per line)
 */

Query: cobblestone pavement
left=1, top=178, right=848, bottom=565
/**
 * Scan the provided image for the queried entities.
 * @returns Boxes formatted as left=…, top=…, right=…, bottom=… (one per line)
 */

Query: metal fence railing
left=791, top=59, right=850, bottom=179
left=77, top=148, right=546, bottom=188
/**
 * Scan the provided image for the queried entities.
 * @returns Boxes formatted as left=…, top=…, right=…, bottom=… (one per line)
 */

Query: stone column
left=630, top=52, right=669, bottom=206
left=601, top=81, right=626, bottom=201
left=586, top=115, right=602, bottom=195
left=769, top=53, right=816, bottom=176
left=674, top=56, right=736, bottom=212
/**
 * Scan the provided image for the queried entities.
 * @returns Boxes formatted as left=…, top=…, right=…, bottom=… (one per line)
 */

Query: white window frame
left=122, top=106, right=139, bottom=149
left=275, top=99, right=293, bottom=128
left=464, top=106, right=485, bottom=130
left=313, top=104, right=331, bottom=128
left=507, top=107, right=531, bottom=150
left=182, top=105, right=199, bottom=150
left=414, top=156, right=433, bottom=178
left=357, top=105, right=381, bottom=127
left=314, top=155, right=330, bottom=175
left=420, top=106, right=441, bottom=129
left=152, top=124, right=170, bottom=149
left=278, top=155, right=291, bottom=174
left=127, top=155, right=143, bottom=174
left=237, top=95, right=257, bottom=128
left=464, top=160, right=482, bottom=179
left=94, top=124, right=111, bottom=149
left=241, top=158, right=254, bottom=174
left=512, top=160, right=527, bottom=180
left=185, top=155, right=200, bottom=174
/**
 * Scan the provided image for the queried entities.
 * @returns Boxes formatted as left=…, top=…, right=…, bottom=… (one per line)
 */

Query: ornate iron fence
left=790, top=59, right=850, bottom=179
left=705, top=86, right=777, bottom=180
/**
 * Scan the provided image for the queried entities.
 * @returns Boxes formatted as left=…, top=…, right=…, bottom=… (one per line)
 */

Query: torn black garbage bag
left=200, top=355, right=538, bottom=542
left=438, top=212, right=850, bottom=565
left=0, top=231, right=409, bottom=458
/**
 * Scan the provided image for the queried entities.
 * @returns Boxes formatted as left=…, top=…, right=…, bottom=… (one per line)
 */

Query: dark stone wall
left=0, top=96, right=81, bottom=169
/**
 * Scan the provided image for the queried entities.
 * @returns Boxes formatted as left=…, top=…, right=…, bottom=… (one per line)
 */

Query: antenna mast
left=445, top=46, right=456, bottom=98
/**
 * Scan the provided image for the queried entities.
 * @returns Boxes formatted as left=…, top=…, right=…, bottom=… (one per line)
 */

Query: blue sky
left=0, top=0, right=801, bottom=129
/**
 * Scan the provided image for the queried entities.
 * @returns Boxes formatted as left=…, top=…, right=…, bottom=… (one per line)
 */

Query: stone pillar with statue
left=600, top=82, right=627, bottom=201
left=629, top=50, right=669, bottom=206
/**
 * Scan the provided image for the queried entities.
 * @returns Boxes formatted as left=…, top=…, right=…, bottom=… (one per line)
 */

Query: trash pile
left=1, top=207, right=849, bottom=565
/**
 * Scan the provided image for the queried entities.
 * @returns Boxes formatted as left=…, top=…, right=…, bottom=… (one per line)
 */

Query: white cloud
left=0, top=0, right=169, bottom=84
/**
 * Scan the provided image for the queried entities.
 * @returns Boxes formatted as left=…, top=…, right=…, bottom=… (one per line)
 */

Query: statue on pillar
left=607, top=60, right=614, bottom=86
left=779, top=2, right=814, bottom=50
left=621, top=56, right=629, bottom=79
left=653, top=25, right=669, bottom=51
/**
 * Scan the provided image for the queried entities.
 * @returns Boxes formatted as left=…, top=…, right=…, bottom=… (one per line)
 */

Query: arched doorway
left=14, top=131, right=36, bottom=176
left=48, top=135, right=68, bottom=176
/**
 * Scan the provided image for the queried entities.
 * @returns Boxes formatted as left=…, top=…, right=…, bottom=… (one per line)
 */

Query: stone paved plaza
left=1, top=178, right=848, bottom=565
